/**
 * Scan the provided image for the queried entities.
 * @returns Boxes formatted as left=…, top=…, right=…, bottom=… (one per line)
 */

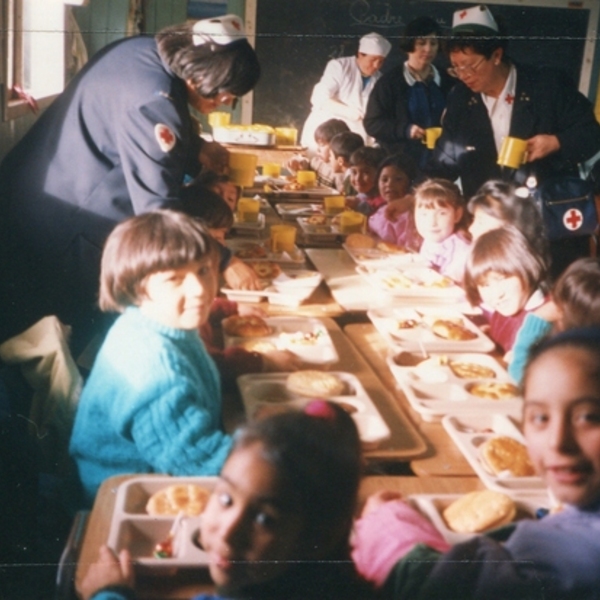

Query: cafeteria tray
left=237, top=371, right=391, bottom=448
left=231, top=211, right=266, bottom=232
left=223, top=316, right=338, bottom=365
left=368, top=307, right=495, bottom=353
left=297, top=216, right=343, bottom=243
left=343, top=244, right=429, bottom=269
left=442, top=413, right=546, bottom=493
left=107, top=476, right=217, bottom=571
left=275, top=203, right=325, bottom=219
left=407, top=491, right=551, bottom=545
left=227, top=239, right=306, bottom=265
left=388, top=351, right=522, bottom=422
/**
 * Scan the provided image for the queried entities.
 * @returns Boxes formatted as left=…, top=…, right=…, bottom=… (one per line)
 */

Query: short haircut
left=156, top=22, right=260, bottom=98
left=376, top=151, right=418, bottom=185
left=180, top=180, right=235, bottom=230
left=553, top=257, right=600, bottom=329
left=400, top=16, right=443, bottom=53
left=329, top=132, right=364, bottom=161
left=463, top=225, right=547, bottom=306
left=314, top=119, right=350, bottom=145
left=99, top=210, right=216, bottom=313
left=414, top=178, right=469, bottom=231
left=350, top=146, right=387, bottom=169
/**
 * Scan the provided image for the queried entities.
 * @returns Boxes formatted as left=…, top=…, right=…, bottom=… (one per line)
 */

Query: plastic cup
left=270, top=224, right=297, bottom=253
left=497, top=136, right=528, bottom=169
left=229, top=152, right=258, bottom=187
left=237, top=198, right=261, bottom=222
left=339, top=210, right=365, bottom=234
left=422, top=127, right=442, bottom=149
left=275, top=127, right=298, bottom=146
left=296, top=170, right=317, bottom=187
left=324, top=195, right=346, bottom=216
left=208, top=111, right=231, bottom=128
left=262, top=163, right=281, bottom=178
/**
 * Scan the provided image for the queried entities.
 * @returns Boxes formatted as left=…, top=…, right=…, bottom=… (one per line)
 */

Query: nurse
left=0, top=15, right=261, bottom=346
left=300, top=32, right=392, bottom=152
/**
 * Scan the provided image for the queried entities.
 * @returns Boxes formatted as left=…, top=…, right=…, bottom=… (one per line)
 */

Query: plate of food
left=222, top=316, right=338, bottom=364
left=343, top=235, right=428, bottom=268
left=442, top=413, right=546, bottom=492
left=107, top=476, right=217, bottom=571
left=388, top=351, right=521, bottom=422
left=275, top=203, right=325, bottom=219
left=236, top=371, right=391, bottom=448
left=368, top=307, right=495, bottom=353
left=228, top=240, right=306, bottom=265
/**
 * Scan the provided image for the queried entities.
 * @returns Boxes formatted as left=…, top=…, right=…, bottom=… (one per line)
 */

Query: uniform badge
left=155, top=124, right=176, bottom=152
left=563, top=208, right=584, bottom=231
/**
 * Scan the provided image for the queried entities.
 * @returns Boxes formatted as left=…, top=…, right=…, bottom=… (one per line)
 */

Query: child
left=346, top=146, right=388, bottom=216
left=287, top=118, right=350, bottom=189
left=69, top=211, right=232, bottom=507
left=352, top=326, right=600, bottom=599
left=368, top=153, right=421, bottom=251
left=463, top=225, right=549, bottom=357
left=194, top=170, right=240, bottom=213
left=329, top=131, right=365, bottom=194
left=80, top=401, right=376, bottom=600
left=413, top=179, right=471, bottom=282
left=509, top=256, right=600, bottom=383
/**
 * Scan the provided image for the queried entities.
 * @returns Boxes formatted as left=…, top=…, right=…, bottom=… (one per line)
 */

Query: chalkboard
left=251, top=0, right=592, bottom=132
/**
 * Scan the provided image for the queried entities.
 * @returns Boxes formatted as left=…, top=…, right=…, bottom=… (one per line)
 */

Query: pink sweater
left=368, top=206, right=422, bottom=251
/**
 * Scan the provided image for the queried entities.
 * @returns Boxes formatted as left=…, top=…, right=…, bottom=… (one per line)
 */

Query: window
left=3, top=0, right=66, bottom=120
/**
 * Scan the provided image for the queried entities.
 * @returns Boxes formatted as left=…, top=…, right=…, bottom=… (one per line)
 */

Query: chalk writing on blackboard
left=349, top=0, right=406, bottom=29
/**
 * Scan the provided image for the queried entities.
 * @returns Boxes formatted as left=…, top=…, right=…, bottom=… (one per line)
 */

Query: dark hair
left=414, top=178, right=470, bottom=232
left=447, top=12, right=508, bottom=59
left=350, top=146, right=387, bottom=169
left=464, top=225, right=548, bottom=306
left=314, top=119, right=350, bottom=144
left=329, top=132, right=365, bottom=162
left=376, top=151, right=418, bottom=185
left=231, top=401, right=362, bottom=556
left=156, top=22, right=260, bottom=98
left=400, top=16, right=442, bottom=53
left=99, top=210, right=216, bottom=312
left=553, top=258, right=600, bottom=329
left=180, top=182, right=234, bottom=230
left=468, top=180, right=549, bottom=265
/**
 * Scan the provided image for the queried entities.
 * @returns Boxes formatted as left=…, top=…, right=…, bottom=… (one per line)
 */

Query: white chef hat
left=358, top=32, right=392, bottom=57
left=452, top=4, right=499, bottom=35
left=192, top=14, right=246, bottom=46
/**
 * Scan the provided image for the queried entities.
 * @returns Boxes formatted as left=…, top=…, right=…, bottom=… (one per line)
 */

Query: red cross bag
left=533, top=176, right=599, bottom=241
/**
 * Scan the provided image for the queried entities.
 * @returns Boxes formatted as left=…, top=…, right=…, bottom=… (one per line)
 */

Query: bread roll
left=431, top=319, right=478, bottom=341
left=286, top=370, right=346, bottom=398
left=467, top=381, right=520, bottom=400
left=222, top=315, right=273, bottom=338
left=480, top=436, right=535, bottom=477
left=449, top=361, right=496, bottom=379
left=443, top=490, right=516, bottom=533
left=345, top=233, right=376, bottom=249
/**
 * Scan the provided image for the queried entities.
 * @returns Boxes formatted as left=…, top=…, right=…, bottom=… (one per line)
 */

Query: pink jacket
left=368, top=206, right=422, bottom=251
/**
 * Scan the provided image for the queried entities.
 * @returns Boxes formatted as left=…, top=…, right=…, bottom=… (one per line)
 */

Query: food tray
left=388, top=352, right=522, bottom=422
left=236, top=372, right=391, bottom=447
left=223, top=316, right=338, bottom=364
left=297, top=216, right=345, bottom=242
left=442, top=413, right=546, bottom=493
left=275, top=203, right=325, bottom=219
left=213, top=126, right=275, bottom=146
left=231, top=212, right=266, bottom=232
left=368, top=307, right=495, bottom=353
left=227, top=239, right=306, bottom=265
left=107, top=476, right=217, bottom=571
left=357, top=265, right=465, bottom=301
left=343, top=244, right=429, bottom=269
left=264, top=184, right=339, bottom=199
left=407, top=492, right=551, bottom=545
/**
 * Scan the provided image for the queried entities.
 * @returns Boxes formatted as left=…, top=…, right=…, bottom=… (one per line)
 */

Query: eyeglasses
left=448, top=56, right=487, bottom=79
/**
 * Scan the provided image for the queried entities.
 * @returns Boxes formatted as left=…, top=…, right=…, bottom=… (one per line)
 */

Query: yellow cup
left=270, top=224, right=297, bottom=253
left=296, top=170, right=317, bottom=187
left=275, top=127, right=298, bottom=146
left=339, top=210, right=365, bottom=234
left=228, top=152, right=258, bottom=187
left=262, top=162, right=281, bottom=178
left=497, top=136, right=528, bottom=169
left=237, top=198, right=261, bottom=222
left=324, top=195, right=346, bottom=216
left=208, top=111, right=231, bottom=128
left=422, top=127, right=442, bottom=149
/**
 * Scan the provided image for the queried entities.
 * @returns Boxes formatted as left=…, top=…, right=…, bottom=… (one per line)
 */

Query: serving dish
left=236, top=371, right=391, bottom=447
left=388, top=351, right=522, bottom=422
left=442, top=413, right=546, bottom=493
left=107, top=476, right=217, bottom=571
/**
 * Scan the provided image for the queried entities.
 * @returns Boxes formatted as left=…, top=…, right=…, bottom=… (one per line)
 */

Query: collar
left=404, top=62, right=441, bottom=87
left=524, top=288, right=546, bottom=311
left=482, top=63, right=517, bottom=111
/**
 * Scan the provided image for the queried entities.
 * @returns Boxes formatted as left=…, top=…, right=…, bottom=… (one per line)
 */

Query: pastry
left=431, top=319, right=478, bottom=341
left=449, top=361, right=496, bottom=379
left=146, top=484, right=210, bottom=517
left=480, top=436, right=535, bottom=477
left=286, top=370, right=346, bottom=398
left=235, top=244, right=268, bottom=259
left=467, top=381, right=520, bottom=400
left=345, top=233, right=377, bottom=249
left=443, top=490, right=516, bottom=533
left=222, top=315, right=273, bottom=338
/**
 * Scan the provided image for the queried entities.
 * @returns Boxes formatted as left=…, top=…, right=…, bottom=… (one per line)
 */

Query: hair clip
left=192, top=15, right=245, bottom=47
left=304, top=400, right=337, bottom=420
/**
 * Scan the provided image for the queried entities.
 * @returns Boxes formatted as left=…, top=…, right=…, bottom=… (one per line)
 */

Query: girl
left=352, top=327, right=600, bottom=599
left=368, top=153, right=421, bottom=251
left=346, top=146, right=388, bottom=216
left=463, top=225, right=549, bottom=356
left=413, top=179, right=471, bottom=282
left=80, top=401, right=376, bottom=600
left=69, top=211, right=232, bottom=508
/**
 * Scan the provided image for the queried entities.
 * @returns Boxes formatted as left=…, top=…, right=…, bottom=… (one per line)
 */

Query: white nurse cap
left=192, top=14, right=246, bottom=46
left=358, top=32, right=392, bottom=57
left=452, top=4, right=499, bottom=35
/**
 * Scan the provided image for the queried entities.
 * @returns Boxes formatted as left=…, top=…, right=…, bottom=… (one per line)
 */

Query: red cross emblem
left=564, top=208, right=583, bottom=231
left=459, top=10, right=467, bottom=19
left=505, top=93, right=514, bottom=105
left=231, top=19, right=241, bottom=31
left=155, top=123, right=176, bottom=152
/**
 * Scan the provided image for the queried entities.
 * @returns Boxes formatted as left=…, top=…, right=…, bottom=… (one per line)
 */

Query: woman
left=364, top=16, right=454, bottom=169
left=0, top=15, right=261, bottom=347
